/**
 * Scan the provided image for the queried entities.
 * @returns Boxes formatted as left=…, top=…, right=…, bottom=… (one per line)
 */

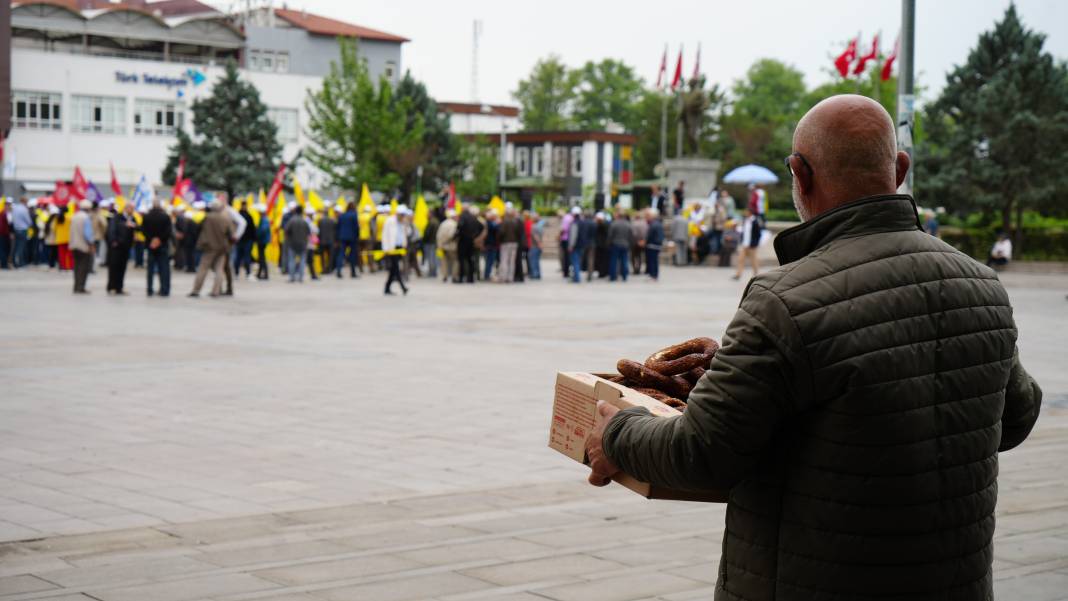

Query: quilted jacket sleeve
left=999, top=348, right=1042, bottom=452
left=602, top=283, right=811, bottom=491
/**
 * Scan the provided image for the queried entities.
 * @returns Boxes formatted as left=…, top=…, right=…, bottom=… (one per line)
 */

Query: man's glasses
left=784, top=152, right=813, bottom=178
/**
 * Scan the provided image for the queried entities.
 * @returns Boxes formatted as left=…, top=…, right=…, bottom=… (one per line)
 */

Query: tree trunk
left=1013, top=201, right=1024, bottom=258
left=1001, top=200, right=1013, bottom=234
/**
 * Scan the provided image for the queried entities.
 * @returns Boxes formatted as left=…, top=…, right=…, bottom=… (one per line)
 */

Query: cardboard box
left=550, top=371, right=728, bottom=503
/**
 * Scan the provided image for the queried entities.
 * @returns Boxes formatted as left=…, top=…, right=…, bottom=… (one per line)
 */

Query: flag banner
left=174, top=156, right=185, bottom=196
left=110, top=163, right=122, bottom=197
left=413, top=195, right=428, bottom=236
left=131, top=175, right=154, bottom=212
left=835, top=37, right=859, bottom=78
left=71, top=167, right=88, bottom=200
left=882, top=35, right=900, bottom=81
left=265, top=163, right=287, bottom=214
left=85, top=182, right=104, bottom=204
left=358, top=183, right=375, bottom=214
left=53, top=181, right=73, bottom=206
left=293, top=177, right=306, bottom=207
left=692, top=43, right=701, bottom=81
left=671, top=47, right=684, bottom=90
left=656, top=46, right=667, bottom=90
left=854, top=35, right=879, bottom=75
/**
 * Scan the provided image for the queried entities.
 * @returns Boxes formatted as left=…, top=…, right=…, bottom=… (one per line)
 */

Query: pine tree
left=163, top=61, right=282, bottom=200
left=919, top=4, right=1068, bottom=239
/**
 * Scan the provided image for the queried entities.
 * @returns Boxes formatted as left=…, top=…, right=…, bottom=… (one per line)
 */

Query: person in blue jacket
left=255, top=205, right=272, bottom=280
left=336, top=202, right=360, bottom=279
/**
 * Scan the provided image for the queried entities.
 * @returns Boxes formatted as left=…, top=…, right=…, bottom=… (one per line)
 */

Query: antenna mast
left=471, top=19, right=482, bottom=102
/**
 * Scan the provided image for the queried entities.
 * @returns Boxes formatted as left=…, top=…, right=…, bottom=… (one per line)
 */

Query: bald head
left=789, top=95, right=908, bottom=220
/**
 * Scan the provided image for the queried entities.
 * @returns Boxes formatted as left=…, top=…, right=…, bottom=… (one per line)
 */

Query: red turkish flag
left=834, top=37, right=858, bottom=78
left=446, top=182, right=457, bottom=210
left=109, top=162, right=122, bottom=197
left=853, top=35, right=879, bottom=75
left=53, top=181, right=73, bottom=206
left=670, top=48, right=683, bottom=90
left=264, top=163, right=287, bottom=214
left=71, top=167, right=88, bottom=201
left=882, top=35, right=900, bottom=81
left=655, top=47, right=667, bottom=90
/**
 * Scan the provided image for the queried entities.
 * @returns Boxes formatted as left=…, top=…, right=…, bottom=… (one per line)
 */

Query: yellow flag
left=489, top=195, right=506, bottom=217
left=0, top=198, right=5, bottom=213
left=455, top=198, right=462, bottom=215
left=413, top=194, right=428, bottom=236
left=358, top=183, right=375, bottom=215
left=308, top=189, right=324, bottom=211
left=334, top=195, right=347, bottom=214
left=115, top=196, right=126, bottom=212
left=294, top=177, right=306, bottom=208
left=389, top=198, right=398, bottom=215
left=272, top=190, right=287, bottom=228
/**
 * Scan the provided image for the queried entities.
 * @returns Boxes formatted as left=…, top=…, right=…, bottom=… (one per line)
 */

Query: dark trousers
left=384, top=255, right=407, bottom=293
left=133, top=242, right=145, bottom=267
left=235, top=239, right=254, bottom=276
left=0, top=236, right=9, bottom=269
left=646, top=248, right=660, bottom=280
left=337, top=240, right=358, bottom=276
left=307, top=248, right=318, bottom=279
left=181, top=243, right=197, bottom=272
left=107, top=244, right=130, bottom=292
left=609, top=245, right=629, bottom=281
left=559, top=240, right=569, bottom=277
left=73, top=249, right=93, bottom=291
left=458, top=242, right=476, bottom=283
left=147, top=248, right=171, bottom=295
left=256, top=242, right=269, bottom=279
left=319, top=244, right=333, bottom=277
left=12, top=231, right=28, bottom=267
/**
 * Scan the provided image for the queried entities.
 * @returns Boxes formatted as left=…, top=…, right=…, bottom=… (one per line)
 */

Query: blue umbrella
left=722, top=164, right=779, bottom=185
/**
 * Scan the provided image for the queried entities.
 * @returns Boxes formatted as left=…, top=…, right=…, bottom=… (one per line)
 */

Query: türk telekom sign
left=115, top=71, right=188, bottom=89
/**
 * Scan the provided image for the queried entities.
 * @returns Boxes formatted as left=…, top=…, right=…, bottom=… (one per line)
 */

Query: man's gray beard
left=792, top=179, right=808, bottom=222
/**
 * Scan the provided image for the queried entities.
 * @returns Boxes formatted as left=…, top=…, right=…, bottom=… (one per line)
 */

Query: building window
left=515, top=147, right=529, bottom=177
left=248, top=49, right=261, bottom=70
left=267, top=107, right=299, bottom=144
left=249, top=49, right=290, bottom=73
left=13, top=90, right=62, bottom=130
left=571, top=146, right=583, bottom=177
left=552, top=147, right=568, bottom=177
left=134, top=99, right=183, bottom=136
left=275, top=52, right=289, bottom=73
left=384, top=60, right=396, bottom=80
left=71, top=95, right=126, bottom=134
left=532, top=148, right=544, bottom=177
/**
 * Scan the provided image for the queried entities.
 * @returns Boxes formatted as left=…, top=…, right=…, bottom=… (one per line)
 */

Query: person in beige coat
left=436, top=209, right=459, bottom=282
left=189, top=201, right=235, bottom=298
left=69, top=200, right=96, bottom=294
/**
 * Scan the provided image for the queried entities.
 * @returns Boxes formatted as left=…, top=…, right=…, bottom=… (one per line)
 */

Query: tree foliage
left=162, top=61, right=281, bottom=199
left=572, top=59, right=646, bottom=131
left=455, top=137, right=499, bottom=200
left=513, top=55, right=578, bottom=131
left=394, top=73, right=462, bottom=197
left=305, top=39, right=425, bottom=195
left=917, top=4, right=1068, bottom=236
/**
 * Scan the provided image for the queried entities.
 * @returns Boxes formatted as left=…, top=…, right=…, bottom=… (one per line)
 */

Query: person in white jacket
left=381, top=207, right=410, bottom=296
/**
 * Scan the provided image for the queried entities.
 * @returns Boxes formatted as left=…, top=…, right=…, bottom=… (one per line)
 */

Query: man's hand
left=586, top=400, right=622, bottom=487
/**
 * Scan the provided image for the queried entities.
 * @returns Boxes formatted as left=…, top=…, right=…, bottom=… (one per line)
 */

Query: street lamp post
left=897, top=0, right=916, bottom=196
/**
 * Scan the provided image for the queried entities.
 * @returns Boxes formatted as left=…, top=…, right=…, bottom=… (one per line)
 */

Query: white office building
left=4, top=0, right=407, bottom=197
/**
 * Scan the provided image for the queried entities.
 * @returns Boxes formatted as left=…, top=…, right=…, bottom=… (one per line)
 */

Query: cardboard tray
left=550, top=371, right=728, bottom=503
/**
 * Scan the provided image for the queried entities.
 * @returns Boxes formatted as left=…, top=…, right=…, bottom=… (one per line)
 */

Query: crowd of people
left=0, top=183, right=783, bottom=295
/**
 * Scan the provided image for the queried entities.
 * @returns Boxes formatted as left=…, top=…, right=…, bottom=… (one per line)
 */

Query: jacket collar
left=773, top=194, right=922, bottom=265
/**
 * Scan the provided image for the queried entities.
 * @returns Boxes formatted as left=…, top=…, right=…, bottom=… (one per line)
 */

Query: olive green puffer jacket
left=604, top=194, right=1042, bottom=601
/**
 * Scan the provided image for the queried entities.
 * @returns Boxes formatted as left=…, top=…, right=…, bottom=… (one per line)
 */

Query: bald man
left=587, top=95, right=1041, bottom=600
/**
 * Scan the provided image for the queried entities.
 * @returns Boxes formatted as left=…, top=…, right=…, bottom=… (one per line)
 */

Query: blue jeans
left=146, top=248, right=171, bottom=295
left=708, top=230, right=723, bottom=256
left=336, top=240, right=358, bottom=274
left=609, top=245, right=629, bottom=281
left=288, top=246, right=306, bottom=282
left=569, top=247, right=584, bottom=282
left=234, top=239, right=254, bottom=276
left=646, top=248, right=660, bottom=279
left=0, top=236, right=9, bottom=268
left=423, top=242, right=438, bottom=277
left=527, top=246, right=542, bottom=279
left=483, top=248, right=499, bottom=280
left=12, top=230, right=28, bottom=267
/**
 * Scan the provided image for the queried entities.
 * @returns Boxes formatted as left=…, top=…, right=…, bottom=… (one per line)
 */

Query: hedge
left=940, top=227, right=1068, bottom=261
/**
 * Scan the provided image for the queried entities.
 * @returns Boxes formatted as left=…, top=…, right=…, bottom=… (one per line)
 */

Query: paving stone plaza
left=1, top=266, right=1067, bottom=600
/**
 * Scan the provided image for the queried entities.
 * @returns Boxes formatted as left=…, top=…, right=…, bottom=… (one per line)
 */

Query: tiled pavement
left=2, top=265, right=1066, bottom=600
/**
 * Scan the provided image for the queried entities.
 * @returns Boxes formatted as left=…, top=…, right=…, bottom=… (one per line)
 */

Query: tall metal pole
left=675, top=89, right=683, bottom=158
left=499, top=124, right=507, bottom=186
left=897, top=0, right=915, bottom=196
left=659, top=93, right=667, bottom=167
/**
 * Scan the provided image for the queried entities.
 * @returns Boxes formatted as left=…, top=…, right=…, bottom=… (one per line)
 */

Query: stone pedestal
left=664, top=158, right=721, bottom=201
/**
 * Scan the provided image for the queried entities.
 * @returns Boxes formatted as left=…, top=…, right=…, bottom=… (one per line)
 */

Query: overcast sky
left=285, top=0, right=1067, bottom=106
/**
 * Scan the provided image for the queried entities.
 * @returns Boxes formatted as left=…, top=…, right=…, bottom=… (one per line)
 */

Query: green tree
left=162, top=61, right=281, bottom=199
left=572, top=59, right=645, bottom=131
left=918, top=4, right=1068, bottom=239
left=394, top=72, right=461, bottom=197
left=513, top=55, right=578, bottom=131
left=718, top=59, right=807, bottom=181
left=455, top=137, right=499, bottom=200
left=305, top=39, right=425, bottom=194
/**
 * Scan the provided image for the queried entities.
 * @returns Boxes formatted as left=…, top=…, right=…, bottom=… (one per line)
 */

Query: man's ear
left=790, top=155, right=814, bottom=195
left=895, top=151, right=911, bottom=189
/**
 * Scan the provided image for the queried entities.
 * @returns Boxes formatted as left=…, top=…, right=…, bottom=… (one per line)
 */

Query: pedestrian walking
left=141, top=199, right=173, bottom=297
left=422, top=208, right=440, bottom=279
left=284, top=207, right=311, bottom=283
left=732, top=206, right=762, bottom=281
left=645, top=209, right=663, bottom=281
left=69, top=200, right=95, bottom=294
left=106, top=203, right=137, bottom=295
left=317, top=208, right=337, bottom=278
left=608, top=209, right=633, bottom=282
left=527, top=212, right=544, bottom=280
left=630, top=209, right=647, bottom=275
left=437, top=208, right=459, bottom=282
left=189, top=201, right=234, bottom=298
left=254, top=203, right=271, bottom=280
left=670, top=211, right=689, bottom=266
left=457, top=205, right=482, bottom=284
left=498, top=207, right=521, bottom=283
left=336, top=202, right=360, bottom=278
left=10, top=197, right=33, bottom=268
left=381, top=207, right=410, bottom=296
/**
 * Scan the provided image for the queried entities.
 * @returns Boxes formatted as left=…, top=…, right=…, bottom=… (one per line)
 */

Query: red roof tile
left=438, top=102, right=520, bottom=118
left=273, top=8, right=408, bottom=43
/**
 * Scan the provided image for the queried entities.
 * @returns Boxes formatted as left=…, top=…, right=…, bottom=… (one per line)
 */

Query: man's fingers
left=588, top=472, right=611, bottom=487
left=597, top=400, right=616, bottom=418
